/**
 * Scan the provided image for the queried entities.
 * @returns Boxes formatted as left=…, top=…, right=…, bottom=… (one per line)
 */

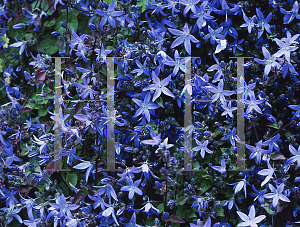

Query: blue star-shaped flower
left=168, top=23, right=199, bottom=55
left=95, top=0, right=125, bottom=28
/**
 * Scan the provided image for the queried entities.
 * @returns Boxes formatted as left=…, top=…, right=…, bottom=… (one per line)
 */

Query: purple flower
left=212, top=158, right=226, bottom=174
left=214, top=0, right=240, bottom=19
left=273, top=31, right=299, bottom=63
left=94, top=183, right=118, bottom=202
left=23, top=210, right=41, bottom=227
left=237, top=76, right=256, bottom=99
left=249, top=184, right=267, bottom=204
left=229, top=39, right=244, bottom=54
left=102, top=205, right=119, bottom=226
left=62, top=147, right=83, bottom=166
left=264, top=183, right=290, bottom=207
left=220, top=127, right=241, bottom=147
left=73, top=160, right=94, bottom=182
left=132, top=92, right=160, bottom=122
left=0, top=4, right=8, bottom=19
left=3, top=144, right=21, bottom=167
left=155, top=138, right=174, bottom=154
left=254, top=46, right=281, bottom=76
left=190, top=216, right=211, bottom=227
left=54, top=0, right=65, bottom=10
left=258, top=160, right=275, bottom=187
left=143, top=71, right=174, bottom=101
left=207, top=54, right=225, bottom=83
left=124, top=213, right=142, bottom=227
left=261, top=133, right=280, bottom=153
left=206, top=79, right=236, bottom=103
left=141, top=128, right=161, bottom=146
left=280, top=1, right=300, bottom=24
left=164, top=50, right=189, bottom=76
left=29, top=53, right=50, bottom=70
left=120, top=177, right=143, bottom=200
left=220, top=100, right=237, bottom=118
left=288, top=104, right=300, bottom=119
left=256, top=8, right=272, bottom=39
left=95, top=0, right=124, bottom=28
left=286, top=144, right=300, bottom=167
left=0, top=205, right=23, bottom=224
left=49, top=194, right=79, bottom=218
left=190, top=1, right=214, bottom=30
left=140, top=201, right=160, bottom=217
left=240, top=11, right=256, bottom=33
left=130, top=59, right=150, bottom=77
left=137, top=162, right=160, bottom=180
left=246, top=140, right=270, bottom=164
left=192, top=139, right=213, bottom=158
left=70, top=29, right=90, bottom=52
left=243, top=91, right=265, bottom=115
left=73, top=77, right=98, bottom=100
left=9, top=38, right=27, bottom=56
left=203, top=26, right=225, bottom=45
left=168, top=23, right=199, bottom=55
left=236, top=205, right=266, bottom=227
left=179, top=0, right=201, bottom=17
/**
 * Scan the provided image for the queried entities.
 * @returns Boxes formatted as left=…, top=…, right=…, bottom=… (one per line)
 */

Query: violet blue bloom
left=264, top=183, right=290, bottom=207
left=132, top=92, right=160, bottom=122
left=280, top=1, right=300, bottom=24
left=95, top=0, right=124, bottom=28
left=237, top=205, right=266, bottom=227
left=286, top=144, right=300, bottom=167
left=120, top=177, right=143, bottom=200
left=246, top=140, right=270, bottom=164
left=256, top=8, right=272, bottom=39
left=168, top=23, right=199, bottom=55
left=143, top=72, right=175, bottom=102
left=212, top=158, right=226, bottom=174
left=206, top=79, right=235, bottom=103
left=243, top=91, right=265, bottom=115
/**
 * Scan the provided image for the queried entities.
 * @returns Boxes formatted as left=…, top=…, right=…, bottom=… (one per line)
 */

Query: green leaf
left=178, top=196, right=189, bottom=205
left=39, top=35, right=59, bottom=55
left=270, top=151, right=286, bottom=161
left=8, top=19, right=26, bottom=40
left=175, top=206, right=187, bottom=219
left=136, top=0, right=147, bottom=13
left=267, top=123, right=280, bottom=129
left=215, top=206, right=225, bottom=217
left=157, top=203, right=164, bottom=213
left=55, top=11, right=79, bottom=33
left=45, top=18, right=57, bottom=28
left=2, top=34, right=9, bottom=48
left=58, top=182, right=69, bottom=197
left=36, top=181, right=47, bottom=192
left=284, top=130, right=292, bottom=138
left=197, top=179, right=212, bottom=195
left=187, top=211, right=196, bottom=218
left=66, top=173, right=78, bottom=189
left=38, top=108, right=48, bottom=117
left=156, top=97, right=164, bottom=108
left=0, top=58, right=6, bottom=73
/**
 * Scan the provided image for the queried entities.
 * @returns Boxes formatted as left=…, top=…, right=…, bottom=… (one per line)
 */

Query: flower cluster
left=0, top=0, right=300, bottom=226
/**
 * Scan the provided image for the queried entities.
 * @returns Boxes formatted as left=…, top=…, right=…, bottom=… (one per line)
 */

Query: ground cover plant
left=0, top=0, right=300, bottom=226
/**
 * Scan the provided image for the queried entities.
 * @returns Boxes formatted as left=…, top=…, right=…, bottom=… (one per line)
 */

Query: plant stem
left=266, top=117, right=299, bottom=141
left=252, top=120, right=259, bottom=142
